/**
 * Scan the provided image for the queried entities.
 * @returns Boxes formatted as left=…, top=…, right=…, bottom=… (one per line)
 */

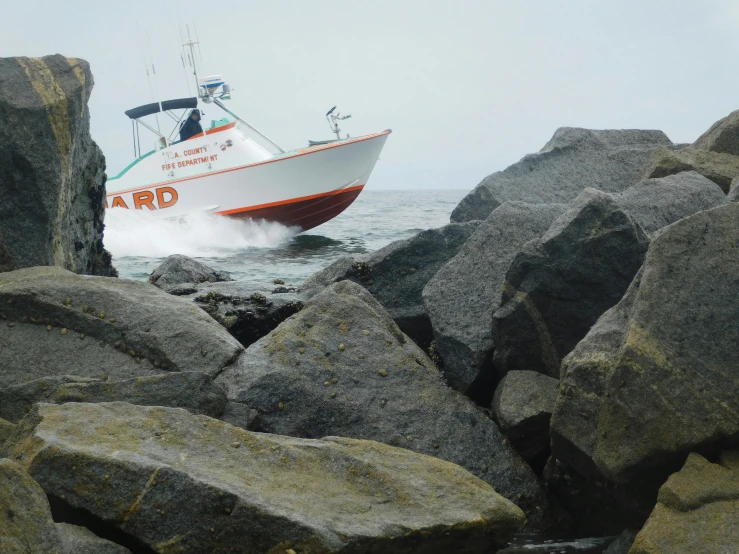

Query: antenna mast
left=184, top=24, right=201, bottom=98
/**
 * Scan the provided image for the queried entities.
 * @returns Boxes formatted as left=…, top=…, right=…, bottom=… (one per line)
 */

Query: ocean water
left=105, top=189, right=469, bottom=282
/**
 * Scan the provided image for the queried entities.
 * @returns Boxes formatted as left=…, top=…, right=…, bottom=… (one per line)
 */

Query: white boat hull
left=106, top=128, right=390, bottom=230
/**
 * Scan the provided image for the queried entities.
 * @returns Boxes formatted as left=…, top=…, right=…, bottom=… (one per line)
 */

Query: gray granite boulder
left=0, top=266, right=243, bottom=388
left=0, top=372, right=227, bottom=423
left=0, top=458, right=66, bottom=553
left=57, top=523, right=132, bottom=554
left=492, top=189, right=649, bottom=378
left=190, top=280, right=304, bottom=348
left=450, top=128, right=671, bottom=223
left=0, top=417, right=14, bottom=446
left=149, top=254, right=232, bottom=292
left=423, top=202, right=567, bottom=396
left=0, top=55, right=114, bottom=276
left=615, top=171, right=726, bottom=235
left=641, top=146, right=739, bottom=193
left=492, top=371, right=558, bottom=464
left=551, top=203, right=739, bottom=512
left=4, top=402, right=526, bottom=553
left=630, top=453, right=739, bottom=554
left=692, top=108, right=739, bottom=156
left=301, top=222, right=480, bottom=350
left=216, top=280, right=549, bottom=527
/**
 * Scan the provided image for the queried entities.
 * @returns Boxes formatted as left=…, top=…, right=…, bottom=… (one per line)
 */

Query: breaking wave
left=104, top=208, right=298, bottom=259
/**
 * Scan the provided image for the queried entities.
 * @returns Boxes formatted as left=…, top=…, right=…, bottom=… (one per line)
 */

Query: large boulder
left=641, top=147, right=739, bottom=193
left=492, top=189, right=649, bottom=378
left=216, top=280, right=549, bottom=527
left=614, top=171, right=727, bottom=235
left=0, top=55, right=114, bottom=276
left=148, top=254, right=232, bottom=292
left=0, top=458, right=65, bottom=553
left=423, top=202, right=567, bottom=397
left=4, top=402, right=526, bottom=553
left=450, top=128, right=671, bottom=223
left=692, top=109, right=739, bottom=155
left=190, top=281, right=304, bottom=348
left=630, top=453, right=739, bottom=554
left=0, top=266, right=243, bottom=388
left=491, top=371, right=558, bottom=466
left=0, top=372, right=227, bottom=423
left=551, top=203, right=739, bottom=514
left=301, top=222, right=480, bottom=350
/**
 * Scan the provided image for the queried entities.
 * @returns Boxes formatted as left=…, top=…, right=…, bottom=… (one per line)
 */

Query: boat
left=106, top=39, right=391, bottom=231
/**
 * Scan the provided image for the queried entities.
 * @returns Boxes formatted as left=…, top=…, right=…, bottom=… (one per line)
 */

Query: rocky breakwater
left=0, top=55, right=115, bottom=276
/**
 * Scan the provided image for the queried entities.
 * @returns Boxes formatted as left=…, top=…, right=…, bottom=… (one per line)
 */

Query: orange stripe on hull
left=221, top=185, right=365, bottom=231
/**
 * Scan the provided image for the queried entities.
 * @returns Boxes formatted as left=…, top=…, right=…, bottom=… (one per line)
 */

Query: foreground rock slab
left=217, top=280, right=548, bottom=527
left=450, top=128, right=671, bottom=223
left=0, top=267, right=243, bottom=388
left=5, top=402, right=525, bottom=554
left=149, top=254, right=232, bottom=292
left=423, top=202, right=566, bottom=395
left=630, top=453, right=739, bottom=554
left=0, top=55, right=114, bottom=275
left=301, top=222, right=480, bottom=350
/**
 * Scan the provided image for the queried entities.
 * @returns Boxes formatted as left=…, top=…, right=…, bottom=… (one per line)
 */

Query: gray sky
left=4, top=0, right=739, bottom=189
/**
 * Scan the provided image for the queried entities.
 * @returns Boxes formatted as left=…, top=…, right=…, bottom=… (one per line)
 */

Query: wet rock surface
left=0, top=55, right=114, bottom=276
left=492, top=371, right=558, bottom=466
left=149, top=254, right=232, bottom=292
left=0, top=372, right=227, bottom=423
left=630, top=453, right=739, bottom=553
left=423, top=202, right=567, bottom=397
left=189, top=280, right=304, bottom=347
left=4, top=402, right=526, bottom=554
left=0, top=266, right=243, bottom=388
left=301, top=222, right=480, bottom=350
left=450, top=128, right=671, bottom=223
left=492, top=189, right=649, bottom=379
left=216, top=280, right=550, bottom=528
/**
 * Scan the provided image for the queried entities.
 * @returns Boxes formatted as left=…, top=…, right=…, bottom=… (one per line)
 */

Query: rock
left=450, top=128, right=671, bottom=223
left=0, top=417, right=15, bottom=446
left=5, top=402, right=526, bottom=553
left=692, top=109, right=739, bottom=155
left=551, top=203, right=739, bottom=516
left=423, top=202, right=567, bottom=396
left=492, top=189, right=649, bottom=378
left=190, top=281, right=304, bottom=348
left=492, top=371, right=558, bottom=465
left=630, top=453, right=739, bottom=554
left=0, top=458, right=65, bottom=553
left=641, top=147, right=739, bottom=193
left=301, top=222, right=480, bottom=350
left=148, top=254, right=232, bottom=292
left=0, top=372, right=227, bottom=423
left=216, top=280, right=549, bottom=527
left=0, top=266, right=243, bottom=389
left=0, top=55, right=115, bottom=276
left=603, top=528, right=638, bottom=554
left=56, top=523, right=132, bottom=554
left=615, top=171, right=727, bottom=235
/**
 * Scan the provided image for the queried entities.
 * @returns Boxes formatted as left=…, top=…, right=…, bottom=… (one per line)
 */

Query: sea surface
left=106, top=189, right=469, bottom=282
left=105, top=188, right=616, bottom=553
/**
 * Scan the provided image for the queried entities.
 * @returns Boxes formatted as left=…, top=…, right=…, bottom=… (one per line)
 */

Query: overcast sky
left=4, top=0, right=739, bottom=190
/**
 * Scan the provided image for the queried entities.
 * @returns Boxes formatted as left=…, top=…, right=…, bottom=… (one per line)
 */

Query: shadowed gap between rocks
left=48, top=494, right=156, bottom=554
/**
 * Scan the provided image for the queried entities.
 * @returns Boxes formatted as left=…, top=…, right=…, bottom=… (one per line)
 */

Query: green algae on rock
left=4, top=402, right=525, bottom=554
left=630, top=453, right=739, bottom=554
